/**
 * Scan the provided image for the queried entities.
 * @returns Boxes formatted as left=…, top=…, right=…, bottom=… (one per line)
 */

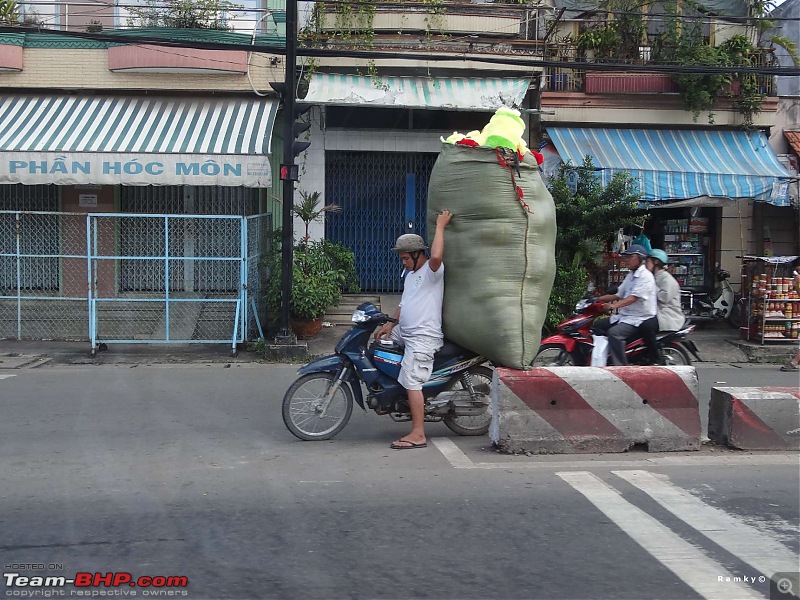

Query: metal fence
left=0, top=210, right=272, bottom=355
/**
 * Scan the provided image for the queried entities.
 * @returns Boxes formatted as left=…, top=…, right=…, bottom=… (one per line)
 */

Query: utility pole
left=276, top=0, right=299, bottom=343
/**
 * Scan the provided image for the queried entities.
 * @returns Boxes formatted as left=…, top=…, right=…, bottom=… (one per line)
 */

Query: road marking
left=431, top=438, right=476, bottom=469
left=0, top=374, right=15, bottom=380
left=429, top=438, right=799, bottom=470
left=557, top=471, right=765, bottom=600
left=613, top=470, right=800, bottom=575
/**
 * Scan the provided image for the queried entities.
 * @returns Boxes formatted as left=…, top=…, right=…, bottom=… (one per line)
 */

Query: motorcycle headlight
left=351, top=309, right=370, bottom=323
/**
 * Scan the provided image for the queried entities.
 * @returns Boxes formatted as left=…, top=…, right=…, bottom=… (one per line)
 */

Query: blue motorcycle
left=282, top=302, right=492, bottom=441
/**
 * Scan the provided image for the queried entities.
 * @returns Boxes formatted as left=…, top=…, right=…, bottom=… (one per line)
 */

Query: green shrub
left=264, top=234, right=360, bottom=321
left=265, top=241, right=342, bottom=320
left=319, top=240, right=360, bottom=294
left=543, top=157, right=642, bottom=333
left=545, top=265, right=590, bottom=332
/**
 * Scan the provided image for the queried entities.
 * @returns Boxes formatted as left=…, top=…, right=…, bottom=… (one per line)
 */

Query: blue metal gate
left=325, top=151, right=438, bottom=292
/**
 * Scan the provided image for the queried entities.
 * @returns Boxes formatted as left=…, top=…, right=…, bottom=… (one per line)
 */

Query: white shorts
left=389, top=327, right=443, bottom=391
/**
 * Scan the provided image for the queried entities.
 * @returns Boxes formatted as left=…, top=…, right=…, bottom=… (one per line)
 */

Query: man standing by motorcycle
left=644, top=249, right=685, bottom=364
left=374, top=210, right=453, bottom=450
left=593, top=244, right=657, bottom=365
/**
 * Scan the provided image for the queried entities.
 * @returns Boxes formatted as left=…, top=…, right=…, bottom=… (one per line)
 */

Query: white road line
left=431, top=438, right=476, bottom=469
left=557, top=471, right=765, bottom=600
left=429, top=438, right=798, bottom=470
left=0, top=374, right=16, bottom=380
left=613, top=470, right=800, bottom=576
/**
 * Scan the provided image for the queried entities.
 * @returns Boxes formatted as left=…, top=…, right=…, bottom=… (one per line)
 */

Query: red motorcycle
left=532, top=297, right=701, bottom=367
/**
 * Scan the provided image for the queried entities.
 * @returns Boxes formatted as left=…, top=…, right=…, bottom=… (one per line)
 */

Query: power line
left=2, top=24, right=798, bottom=75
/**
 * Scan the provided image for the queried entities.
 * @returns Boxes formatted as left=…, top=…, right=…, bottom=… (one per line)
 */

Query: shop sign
left=0, top=153, right=272, bottom=188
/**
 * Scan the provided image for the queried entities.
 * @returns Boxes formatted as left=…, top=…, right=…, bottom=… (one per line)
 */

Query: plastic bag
left=591, top=335, right=609, bottom=366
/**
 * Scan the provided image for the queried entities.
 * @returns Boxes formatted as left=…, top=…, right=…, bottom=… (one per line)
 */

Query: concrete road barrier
left=708, top=387, right=800, bottom=450
left=490, top=366, right=701, bottom=454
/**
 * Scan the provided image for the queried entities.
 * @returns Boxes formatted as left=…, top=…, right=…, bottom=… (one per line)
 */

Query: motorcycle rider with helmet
left=373, top=210, right=453, bottom=449
left=592, top=244, right=657, bottom=365
left=644, top=248, right=685, bottom=365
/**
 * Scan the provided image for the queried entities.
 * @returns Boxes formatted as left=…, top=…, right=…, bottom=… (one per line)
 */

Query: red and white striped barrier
left=708, top=387, right=800, bottom=450
left=490, top=366, right=701, bottom=454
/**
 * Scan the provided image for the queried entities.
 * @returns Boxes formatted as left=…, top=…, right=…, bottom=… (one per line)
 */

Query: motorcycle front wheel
left=531, top=344, right=574, bottom=367
left=443, top=365, right=493, bottom=436
left=661, top=342, right=691, bottom=366
left=282, top=373, right=354, bottom=441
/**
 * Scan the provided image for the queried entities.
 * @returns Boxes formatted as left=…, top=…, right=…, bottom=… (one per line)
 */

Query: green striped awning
left=304, top=74, right=531, bottom=111
left=0, top=95, right=279, bottom=187
left=0, top=95, right=278, bottom=154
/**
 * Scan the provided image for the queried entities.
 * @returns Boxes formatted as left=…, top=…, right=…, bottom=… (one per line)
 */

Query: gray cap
left=391, top=234, right=428, bottom=253
left=621, top=244, right=649, bottom=257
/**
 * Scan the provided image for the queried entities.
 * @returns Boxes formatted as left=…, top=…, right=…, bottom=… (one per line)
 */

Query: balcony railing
left=541, top=43, right=777, bottom=98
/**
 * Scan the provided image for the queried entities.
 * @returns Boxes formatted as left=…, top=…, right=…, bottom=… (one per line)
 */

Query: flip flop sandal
left=390, top=440, right=428, bottom=450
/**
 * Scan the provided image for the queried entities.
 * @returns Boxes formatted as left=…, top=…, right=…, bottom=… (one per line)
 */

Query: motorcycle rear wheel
left=531, top=344, right=574, bottom=367
left=661, top=342, right=691, bottom=366
left=443, top=365, right=493, bottom=436
left=282, top=373, right=354, bottom=441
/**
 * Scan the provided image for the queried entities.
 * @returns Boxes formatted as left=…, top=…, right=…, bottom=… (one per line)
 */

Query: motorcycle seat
left=435, top=339, right=478, bottom=363
left=657, top=318, right=691, bottom=335
left=372, top=339, right=478, bottom=364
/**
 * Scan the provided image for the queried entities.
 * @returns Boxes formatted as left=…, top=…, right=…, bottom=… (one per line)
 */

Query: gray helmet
left=391, top=234, right=428, bottom=253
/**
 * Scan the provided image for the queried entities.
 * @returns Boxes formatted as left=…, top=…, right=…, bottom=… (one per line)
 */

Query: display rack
left=740, top=256, right=800, bottom=345
left=663, top=218, right=708, bottom=289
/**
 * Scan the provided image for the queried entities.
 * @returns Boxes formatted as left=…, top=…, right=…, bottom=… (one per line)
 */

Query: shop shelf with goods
left=591, top=253, right=628, bottom=293
left=663, top=218, right=709, bottom=290
left=739, top=256, right=800, bottom=345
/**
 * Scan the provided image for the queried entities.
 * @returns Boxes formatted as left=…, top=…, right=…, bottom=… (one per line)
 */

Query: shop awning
left=304, top=74, right=531, bottom=111
left=546, top=127, right=793, bottom=206
left=0, top=95, right=279, bottom=187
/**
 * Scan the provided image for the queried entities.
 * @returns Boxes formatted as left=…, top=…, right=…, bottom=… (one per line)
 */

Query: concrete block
left=265, top=343, right=309, bottom=363
left=708, top=387, right=800, bottom=450
left=491, top=366, right=701, bottom=454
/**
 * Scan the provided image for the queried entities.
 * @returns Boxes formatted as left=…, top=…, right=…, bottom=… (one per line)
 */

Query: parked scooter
left=681, top=264, right=744, bottom=327
left=532, top=296, right=701, bottom=367
left=282, top=302, right=492, bottom=441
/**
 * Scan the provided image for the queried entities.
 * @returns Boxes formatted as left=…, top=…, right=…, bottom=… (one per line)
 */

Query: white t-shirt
left=398, top=260, right=444, bottom=340
left=612, top=264, right=657, bottom=327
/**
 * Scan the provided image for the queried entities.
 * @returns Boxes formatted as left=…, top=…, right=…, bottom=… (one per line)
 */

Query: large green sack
left=426, top=143, right=556, bottom=369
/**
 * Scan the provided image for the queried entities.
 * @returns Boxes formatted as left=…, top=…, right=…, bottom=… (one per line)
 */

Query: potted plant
left=265, top=240, right=343, bottom=339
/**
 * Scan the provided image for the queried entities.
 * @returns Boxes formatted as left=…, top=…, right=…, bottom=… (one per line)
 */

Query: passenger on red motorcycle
left=644, top=249, right=684, bottom=365
left=593, top=244, right=657, bottom=365
left=647, top=249, right=685, bottom=331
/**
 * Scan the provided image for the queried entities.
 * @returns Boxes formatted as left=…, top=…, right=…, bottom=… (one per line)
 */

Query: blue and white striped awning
left=0, top=95, right=279, bottom=187
left=547, top=128, right=793, bottom=206
left=304, top=74, right=531, bottom=111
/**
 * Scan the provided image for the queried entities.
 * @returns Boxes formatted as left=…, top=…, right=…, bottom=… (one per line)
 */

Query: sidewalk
left=0, top=319, right=796, bottom=368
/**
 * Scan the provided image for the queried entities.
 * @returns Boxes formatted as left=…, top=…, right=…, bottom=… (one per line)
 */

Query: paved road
left=0, top=364, right=797, bottom=600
